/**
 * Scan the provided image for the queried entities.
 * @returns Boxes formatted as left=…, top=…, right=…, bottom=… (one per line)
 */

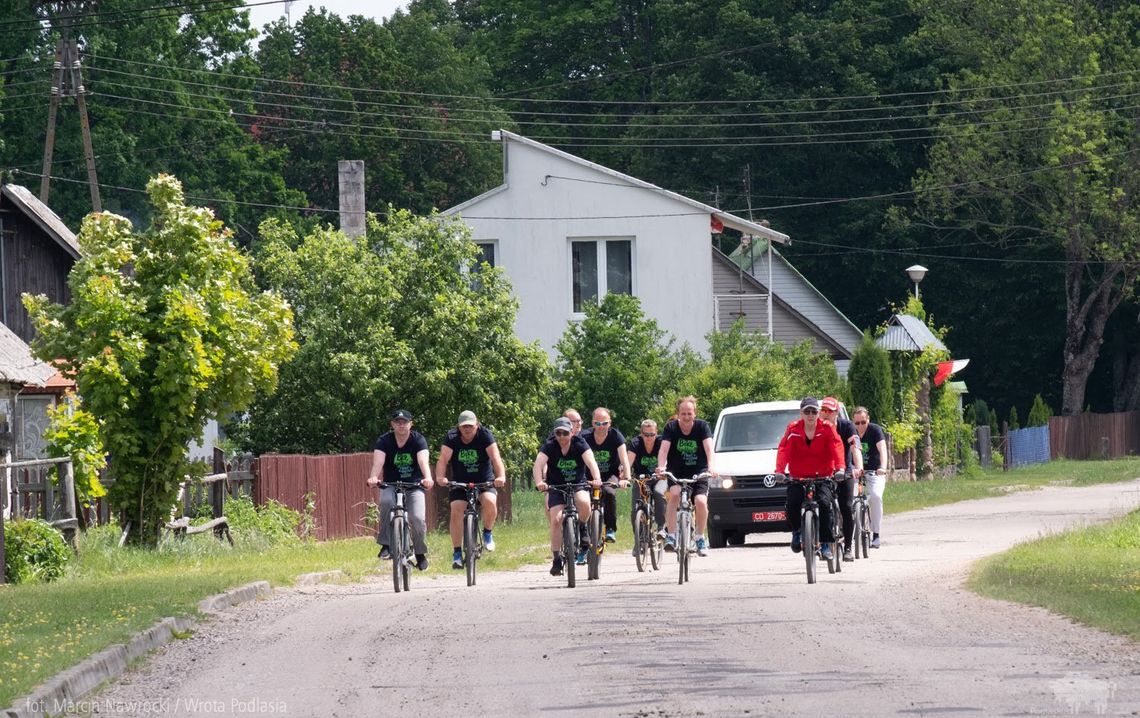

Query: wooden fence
left=255, top=453, right=513, bottom=541
left=2, top=457, right=77, bottom=584
left=1048, top=411, right=1140, bottom=460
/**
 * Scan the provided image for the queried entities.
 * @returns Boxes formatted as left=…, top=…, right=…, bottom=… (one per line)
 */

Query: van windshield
left=715, top=410, right=800, bottom=452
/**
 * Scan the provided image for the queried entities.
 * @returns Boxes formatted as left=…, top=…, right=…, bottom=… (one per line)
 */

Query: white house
left=443, top=130, right=860, bottom=365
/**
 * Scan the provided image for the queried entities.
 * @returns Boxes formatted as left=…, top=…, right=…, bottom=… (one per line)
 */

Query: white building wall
left=453, top=141, right=714, bottom=355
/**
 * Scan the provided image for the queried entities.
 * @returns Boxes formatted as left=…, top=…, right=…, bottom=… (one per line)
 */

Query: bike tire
left=802, top=509, right=817, bottom=585
left=464, top=513, right=478, bottom=587
left=860, top=503, right=872, bottom=558
left=677, top=511, right=691, bottom=585
left=852, top=502, right=864, bottom=559
left=588, top=509, right=602, bottom=580
left=633, top=508, right=648, bottom=573
left=562, top=518, right=576, bottom=589
left=833, top=538, right=843, bottom=573
left=650, top=523, right=663, bottom=571
left=391, top=516, right=405, bottom=594
left=401, top=521, right=411, bottom=591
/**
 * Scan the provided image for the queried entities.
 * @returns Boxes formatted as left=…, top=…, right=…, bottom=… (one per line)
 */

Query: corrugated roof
left=0, top=322, right=55, bottom=386
left=875, top=313, right=947, bottom=353
left=1, top=183, right=81, bottom=259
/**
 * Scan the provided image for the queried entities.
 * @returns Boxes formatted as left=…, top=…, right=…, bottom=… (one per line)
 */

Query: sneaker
left=871, top=535, right=881, bottom=549
left=790, top=531, right=802, bottom=554
left=819, top=544, right=834, bottom=561
left=378, top=545, right=391, bottom=560
left=550, top=556, right=564, bottom=576
left=664, top=534, right=677, bottom=553
left=452, top=548, right=463, bottom=569
left=483, top=529, right=495, bottom=552
left=575, top=548, right=588, bottom=565
left=604, top=529, right=616, bottom=543
left=843, top=548, right=854, bottom=562
left=695, top=536, right=708, bottom=557
left=415, top=554, right=429, bottom=571
left=656, top=527, right=667, bottom=542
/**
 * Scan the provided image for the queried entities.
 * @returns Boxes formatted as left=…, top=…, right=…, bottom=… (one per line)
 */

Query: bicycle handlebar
left=377, top=480, right=426, bottom=489
left=449, top=480, right=496, bottom=489
left=656, top=470, right=713, bottom=483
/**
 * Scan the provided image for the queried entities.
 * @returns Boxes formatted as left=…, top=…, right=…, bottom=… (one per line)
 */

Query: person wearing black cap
left=533, top=416, right=602, bottom=576
left=367, top=409, right=434, bottom=570
left=774, top=396, right=845, bottom=562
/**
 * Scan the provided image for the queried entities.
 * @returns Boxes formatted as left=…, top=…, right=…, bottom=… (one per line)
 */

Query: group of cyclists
left=365, top=393, right=890, bottom=579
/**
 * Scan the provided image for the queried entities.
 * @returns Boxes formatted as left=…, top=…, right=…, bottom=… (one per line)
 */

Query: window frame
left=568, top=236, right=635, bottom=317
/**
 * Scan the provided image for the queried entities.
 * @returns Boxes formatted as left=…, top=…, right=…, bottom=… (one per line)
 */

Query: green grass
left=3, top=460, right=1137, bottom=706
left=968, top=509, right=1140, bottom=640
left=884, top=457, right=1140, bottom=514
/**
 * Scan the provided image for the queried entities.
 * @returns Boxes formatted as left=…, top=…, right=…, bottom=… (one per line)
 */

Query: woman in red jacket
left=776, top=396, right=845, bottom=560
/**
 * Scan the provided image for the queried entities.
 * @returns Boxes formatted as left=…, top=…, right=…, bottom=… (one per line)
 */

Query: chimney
left=338, top=160, right=365, bottom=238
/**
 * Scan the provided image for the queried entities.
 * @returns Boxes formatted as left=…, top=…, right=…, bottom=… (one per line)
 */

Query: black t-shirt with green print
left=375, top=430, right=429, bottom=483
left=662, top=419, right=712, bottom=478
left=628, top=434, right=660, bottom=476
left=580, top=427, right=626, bottom=478
left=540, top=435, right=591, bottom=485
left=444, top=425, right=496, bottom=482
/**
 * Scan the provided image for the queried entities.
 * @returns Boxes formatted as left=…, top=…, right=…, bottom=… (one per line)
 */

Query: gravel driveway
left=77, top=478, right=1140, bottom=717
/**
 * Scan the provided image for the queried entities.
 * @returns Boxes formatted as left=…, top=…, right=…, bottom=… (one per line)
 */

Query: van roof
left=718, top=401, right=802, bottom=416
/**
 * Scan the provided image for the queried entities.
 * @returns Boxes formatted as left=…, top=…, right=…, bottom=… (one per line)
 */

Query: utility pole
left=37, top=0, right=101, bottom=212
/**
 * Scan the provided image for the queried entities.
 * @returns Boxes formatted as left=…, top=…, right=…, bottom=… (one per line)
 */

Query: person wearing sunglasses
left=580, top=407, right=631, bottom=543
left=655, top=395, right=717, bottom=556
left=628, top=419, right=667, bottom=539
left=820, top=396, right=863, bottom=562
left=533, top=416, right=603, bottom=575
left=775, top=397, right=845, bottom=561
left=852, top=406, right=888, bottom=548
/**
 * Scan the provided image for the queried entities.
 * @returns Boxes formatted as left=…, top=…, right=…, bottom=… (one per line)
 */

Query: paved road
left=88, top=479, right=1140, bottom=717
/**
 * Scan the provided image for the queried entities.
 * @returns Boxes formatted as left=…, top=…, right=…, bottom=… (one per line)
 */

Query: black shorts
left=546, top=485, right=585, bottom=509
left=448, top=485, right=497, bottom=503
left=667, top=475, right=710, bottom=497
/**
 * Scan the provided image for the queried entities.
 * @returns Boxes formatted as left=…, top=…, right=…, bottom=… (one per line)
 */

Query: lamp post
left=906, top=264, right=928, bottom=300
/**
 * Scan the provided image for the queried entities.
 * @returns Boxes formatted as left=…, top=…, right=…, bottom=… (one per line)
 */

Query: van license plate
left=752, top=511, right=786, bottom=521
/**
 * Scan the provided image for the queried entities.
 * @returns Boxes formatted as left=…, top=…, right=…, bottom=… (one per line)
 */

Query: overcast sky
left=245, top=1, right=409, bottom=32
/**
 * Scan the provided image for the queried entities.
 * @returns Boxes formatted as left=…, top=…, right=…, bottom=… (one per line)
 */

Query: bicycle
left=851, top=473, right=874, bottom=560
left=453, top=480, right=495, bottom=586
left=587, top=479, right=621, bottom=581
left=777, top=473, right=844, bottom=584
left=660, top=470, right=712, bottom=585
left=542, top=483, right=587, bottom=589
left=630, top=474, right=663, bottom=572
left=382, top=481, right=421, bottom=594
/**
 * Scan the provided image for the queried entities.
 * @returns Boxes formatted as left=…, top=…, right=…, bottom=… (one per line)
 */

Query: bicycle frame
left=383, top=481, right=420, bottom=594
left=659, top=470, right=711, bottom=585
left=630, top=475, right=662, bottom=573
left=545, top=484, right=586, bottom=588
left=454, top=481, right=494, bottom=586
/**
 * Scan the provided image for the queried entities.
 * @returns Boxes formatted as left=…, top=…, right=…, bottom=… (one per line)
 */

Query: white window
left=570, top=238, right=632, bottom=313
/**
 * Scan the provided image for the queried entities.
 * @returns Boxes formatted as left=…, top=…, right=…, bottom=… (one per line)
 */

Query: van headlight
left=714, top=476, right=734, bottom=490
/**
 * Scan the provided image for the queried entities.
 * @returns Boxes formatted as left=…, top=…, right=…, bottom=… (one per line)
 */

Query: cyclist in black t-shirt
left=654, top=396, right=717, bottom=557
left=628, top=419, right=667, bottom=539
left=820, top=396, right=863, bottom=562
left=853, top=406, right=889, bottom=548
left=435, top=410, right=507, bottom=569
left=580, top=407, right=631, bottom=543
left=366, top=409, right=435, bottom=571
left=533, top=417, right=602, bottom=575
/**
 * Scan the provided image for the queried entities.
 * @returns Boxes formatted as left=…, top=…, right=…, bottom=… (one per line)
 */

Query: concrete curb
left=4, top=581, right=272, bottom=718
left=294, top=570, right=345, bottom=586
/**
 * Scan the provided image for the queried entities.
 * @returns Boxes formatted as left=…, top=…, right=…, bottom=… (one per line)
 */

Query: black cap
left=391, top=409, right=413, bottom=421
left=552, top=417, right=573, bottom=433
left=800, top=397, right=820, bottom=411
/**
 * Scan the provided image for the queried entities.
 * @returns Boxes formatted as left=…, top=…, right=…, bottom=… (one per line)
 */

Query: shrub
left=223, top=495, right=304, bottom=546
left=1008, top=406, right=1020, bottom=430
left=848, top=331, right=894, bottom=424
left=4, top=519, right=71, bottom=584
left=1027, top=394, right=1053, bottom=427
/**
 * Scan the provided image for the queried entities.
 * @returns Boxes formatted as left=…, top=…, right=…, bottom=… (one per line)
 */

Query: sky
left=245, top=0, right=409, bottom=32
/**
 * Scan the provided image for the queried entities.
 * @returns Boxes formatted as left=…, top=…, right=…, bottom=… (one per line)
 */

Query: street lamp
left=905, top=264, right=928, bottom=300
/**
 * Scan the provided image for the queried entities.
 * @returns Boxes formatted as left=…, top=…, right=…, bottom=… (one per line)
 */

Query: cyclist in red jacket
left=775, top=397, right=845, bottom=561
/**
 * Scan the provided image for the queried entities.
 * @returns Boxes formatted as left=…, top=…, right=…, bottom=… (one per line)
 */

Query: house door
left=15, top=395, right=53, bottom=460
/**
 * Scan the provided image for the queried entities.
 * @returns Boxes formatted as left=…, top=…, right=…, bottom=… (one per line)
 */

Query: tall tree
left=911, top=0, right=1140, bottom=415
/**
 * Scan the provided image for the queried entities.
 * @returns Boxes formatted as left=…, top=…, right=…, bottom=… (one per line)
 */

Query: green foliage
left=554, top=293, right=692, bottom=435
left=3, top=519, right=70, bottom=584
left=44, top=395, right=107, bottom=508
left=968, top=399, right=990, bottom=428
left=1008, top=406, right=1020, bottom=431
left=1028, top=394, right=1053, bottom=427
left=931, top=386, right=969, bottom=470
left=244, top=210, right=550, bottom=484
left=24, top=175, right=298, bottom=546
left=221, top=495, right=303, bottom=546
left=661, top=324, right=845, bottom=427
left=847, top=331, right=894, bottom=423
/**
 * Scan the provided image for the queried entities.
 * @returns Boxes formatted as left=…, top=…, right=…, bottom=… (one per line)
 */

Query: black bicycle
left=587, top=479, right=621, bottom=581
left=851, top=474, right=873, bottom=560
left=660, top=470, right=712, bottom=585
left=382, top=481, right=421, bottom=594
left=778, top=473, right=844, bottom=584
left=542, top=483, right=587, bottom=589
left=453, top=480, right=494, bottom=586
left=630, top=474, right=663, bottom=572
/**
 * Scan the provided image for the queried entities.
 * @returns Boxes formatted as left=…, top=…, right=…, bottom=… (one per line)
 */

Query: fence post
left=1001, top=421, right=1010, bottom=471
left=1101, top=436, right=1110, bottom=460
left=0, top=490, right=5, bottom=584
left=59, top=460, right=77, bottom=547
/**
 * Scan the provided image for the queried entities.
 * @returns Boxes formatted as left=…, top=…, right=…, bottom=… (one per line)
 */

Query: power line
left=0, top=0, right=290, bottom=33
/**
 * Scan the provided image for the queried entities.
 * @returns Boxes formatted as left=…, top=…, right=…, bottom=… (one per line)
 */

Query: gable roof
left=1, top=183, right=81, bottom=260
left=0, top=322, right=55, bottom=387
left=443, top=130, right=790, bottom=245
left=876, top=313, right=947, bottom=353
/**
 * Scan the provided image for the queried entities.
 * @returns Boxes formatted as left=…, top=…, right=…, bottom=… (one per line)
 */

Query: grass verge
left=967, top=509, right=1140, bottom=640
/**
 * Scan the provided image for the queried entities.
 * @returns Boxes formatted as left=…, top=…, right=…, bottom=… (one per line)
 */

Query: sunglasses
left=854, top=421, right=868, bottom=426
left=820, top=408, right=836, bottom=414
left=593, top=420, right=610, bottom=427
left=802, top=409, right=818, bottom=416
left=642, top=432, right=657, bottom=438
left=554, top=430, right=570, bottom=437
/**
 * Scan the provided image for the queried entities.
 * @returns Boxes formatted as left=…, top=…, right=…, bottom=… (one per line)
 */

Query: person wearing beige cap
left=436, top=410, right=506, bottom=569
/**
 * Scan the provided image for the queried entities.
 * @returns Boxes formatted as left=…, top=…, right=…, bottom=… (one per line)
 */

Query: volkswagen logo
left=762, top=474, right=777, bottom=488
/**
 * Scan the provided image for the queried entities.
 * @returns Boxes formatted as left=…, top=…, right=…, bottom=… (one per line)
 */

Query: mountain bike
left=630, top=474, right=663, bottom=572
left=778, top=473, right=843, bottom=584
left=587, top=479, right=621, bottom=581
left=543, top=484, right=586, bottom=589
left=852, top=474, right=873, bottom=560
left=453, top=480, right=494, bottom=586
left=660, top=470, right=712, bottom=585
left=383, top=481, right=421, bottom=594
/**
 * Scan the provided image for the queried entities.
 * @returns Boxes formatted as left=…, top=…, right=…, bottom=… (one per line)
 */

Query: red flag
left=710, top=215, right=724, bottom=233
left=934, top=359, right=970, bottom=386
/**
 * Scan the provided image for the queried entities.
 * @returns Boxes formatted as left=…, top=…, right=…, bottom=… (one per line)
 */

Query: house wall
left=0, top=207, right=74, bottom=343
left=450, top=140, right=715, bottom=355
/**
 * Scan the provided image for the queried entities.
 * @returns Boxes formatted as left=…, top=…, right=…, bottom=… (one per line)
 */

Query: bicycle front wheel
left=677, top=511, right=691, bottom=585
left=852, top=502, right=864, bottom=559
left=588, top=509, right=602, bottom=580
left=562, top=517, right=577, bottom=589
left=464, top=512, right=478, bottom=587
left=391, top=516, right=406, bottom=594
left=633, top=507, right=648, bottom=573
left=802, top=509, right=817, bottom=585
left=860, top=503, right=872, bottom=558
left=401, top=520, right=412, bottom=591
